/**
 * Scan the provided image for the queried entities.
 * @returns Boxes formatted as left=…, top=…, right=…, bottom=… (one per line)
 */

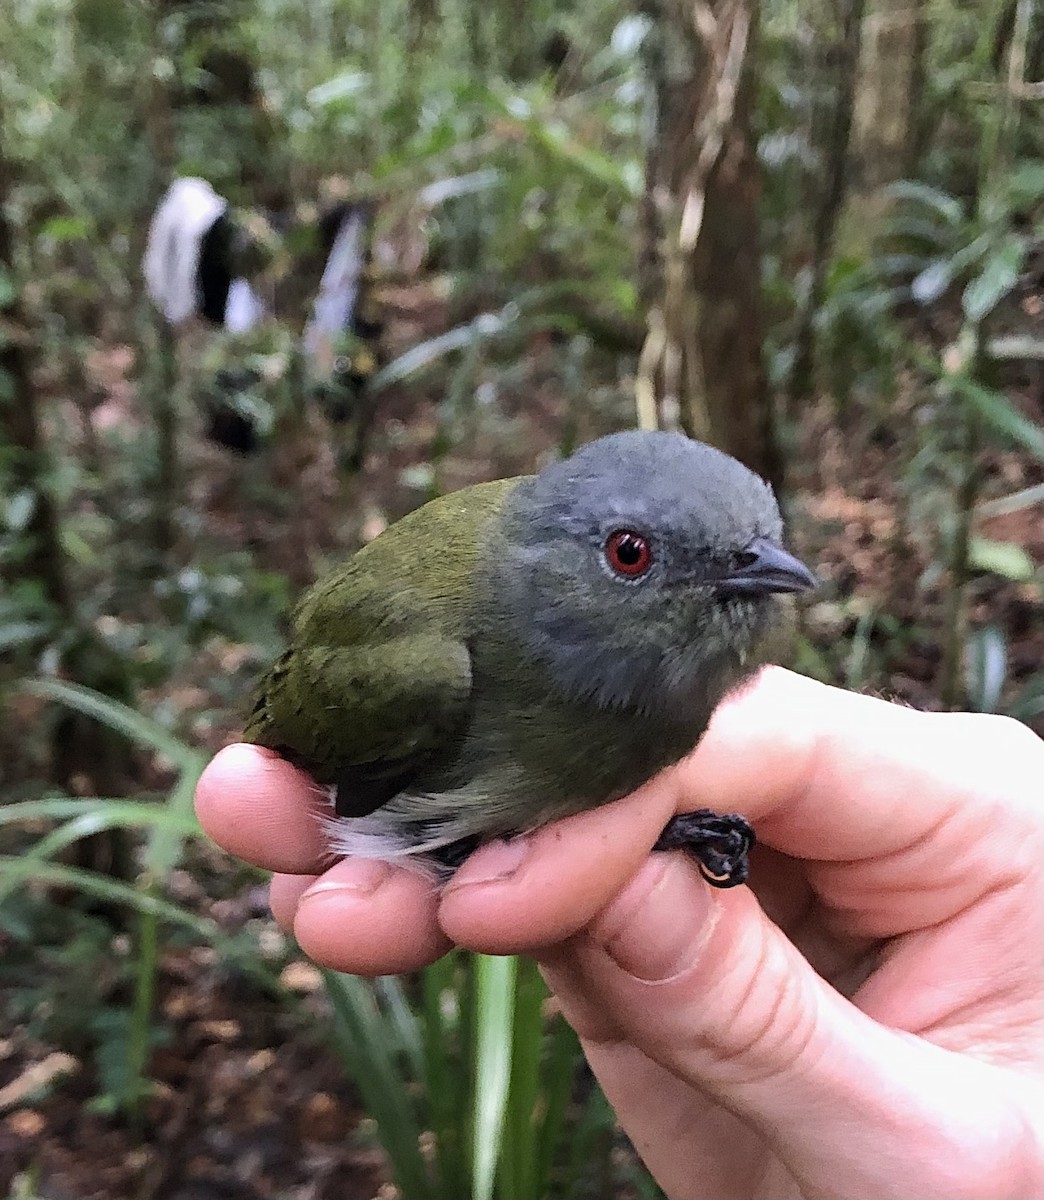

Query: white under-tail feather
left=319, top=815, right=450, bottom=878
left=313, top=784, right=470, bottom=879
left=313, top=766, right=539, bottom=877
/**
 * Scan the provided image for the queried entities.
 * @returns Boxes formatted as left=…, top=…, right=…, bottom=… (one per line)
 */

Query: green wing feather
left=243, top=479, right=519, bottom=814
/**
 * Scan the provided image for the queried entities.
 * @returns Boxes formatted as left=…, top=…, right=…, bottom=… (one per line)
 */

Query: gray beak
left=718, top=537, right=817, bottom=596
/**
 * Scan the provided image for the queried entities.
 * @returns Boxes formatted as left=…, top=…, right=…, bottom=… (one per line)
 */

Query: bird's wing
left=243, top=630, right=472, bottom=817
left=242, top=477, right=520, bottom=816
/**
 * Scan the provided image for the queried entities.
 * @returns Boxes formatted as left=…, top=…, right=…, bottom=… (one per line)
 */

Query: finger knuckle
left=708, top=930, right=822, bottom=1088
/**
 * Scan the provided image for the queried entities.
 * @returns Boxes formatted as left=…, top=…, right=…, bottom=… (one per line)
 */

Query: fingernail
left=593, top=855, right=717, bottom=982
left=300, top=859, right=391, bottom=899
left=449, top=837, right=529, bottom=886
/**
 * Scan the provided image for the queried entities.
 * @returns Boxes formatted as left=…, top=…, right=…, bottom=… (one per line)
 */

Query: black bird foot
left=434, top=816, right=754, bottom=888
left=653, top=810, right=755, bottom=889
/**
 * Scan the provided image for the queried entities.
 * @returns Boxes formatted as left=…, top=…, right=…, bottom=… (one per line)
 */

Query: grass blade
left=0, top=857, right=278, bottom=992
left=948, top=374, right=1044, bottom=462
left=499, top=957, right=546, bottom=1199
left=421, top=953, right=470, bottom=1195
left=472, top=954, right=516, bottom=1200
left=127, top=904, right=160, bottom=1130
left=144, top=768, right=203, bottom=879
left=323, top=970, right=436, bottom=1200
left=375, top=975, right=426, bottom=1081
left=22, top=678, right=205, bottom=772
left=0, top=795, right=199, bottom=832
left=535, top=1015, right=582, bottom=1193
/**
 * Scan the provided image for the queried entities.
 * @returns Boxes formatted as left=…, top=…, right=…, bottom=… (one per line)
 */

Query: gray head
left=484, top=430, right=814, bottom=718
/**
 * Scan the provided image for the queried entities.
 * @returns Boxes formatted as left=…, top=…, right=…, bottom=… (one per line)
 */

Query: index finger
left=195, top=743, right=330, bottom=873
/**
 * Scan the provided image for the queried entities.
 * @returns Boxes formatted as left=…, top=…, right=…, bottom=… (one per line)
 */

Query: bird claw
left=653, top=809, right=755, bottom=889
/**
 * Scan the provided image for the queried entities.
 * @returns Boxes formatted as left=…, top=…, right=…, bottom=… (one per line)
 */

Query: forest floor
left=2, top=277, right=1043, bottom=1200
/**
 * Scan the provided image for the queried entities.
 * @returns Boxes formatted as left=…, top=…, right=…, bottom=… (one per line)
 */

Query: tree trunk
left=637, top=0, right=782, bottom=492
left=786, top=0, right=867, bottom=405
left=0, top=106, right=71, bottom=620
left=849, top=0, right=927, bottom=195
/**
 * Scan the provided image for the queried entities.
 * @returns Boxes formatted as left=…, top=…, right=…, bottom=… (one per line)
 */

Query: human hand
left=195, top=668, right=1044, bottom=1200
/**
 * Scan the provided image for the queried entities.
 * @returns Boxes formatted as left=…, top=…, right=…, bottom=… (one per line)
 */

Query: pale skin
left=195, top=668, right=1044, bottom=1200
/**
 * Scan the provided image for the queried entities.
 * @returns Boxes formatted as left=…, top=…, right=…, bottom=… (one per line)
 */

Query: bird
left=243, top=430, right=816, bottom=887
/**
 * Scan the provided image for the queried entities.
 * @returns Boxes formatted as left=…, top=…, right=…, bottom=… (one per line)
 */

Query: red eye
left=605, top=530, right=653, bottom=578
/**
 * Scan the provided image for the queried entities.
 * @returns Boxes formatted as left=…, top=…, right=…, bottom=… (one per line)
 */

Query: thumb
left=541, top=853, right=1025, bottom=1200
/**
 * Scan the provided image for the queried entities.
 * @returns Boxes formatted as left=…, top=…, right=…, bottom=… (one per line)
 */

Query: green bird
left=244, top=431, right=815, bottom=887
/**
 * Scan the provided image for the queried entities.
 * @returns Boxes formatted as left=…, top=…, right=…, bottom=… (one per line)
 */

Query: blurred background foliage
left=1, top=0, right=1041, bottom=1195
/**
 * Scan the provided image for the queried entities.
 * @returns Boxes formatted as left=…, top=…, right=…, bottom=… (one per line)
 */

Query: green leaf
left=40, top=214, right=92, bottom=243
left=21, top=678, right=205, bottom=773
left=421, top=953, right=471, bottom=1196
left=536, top=1018, right=584, bottom=1195
left=526, top=119, right=637, bottom=195
left=418, top=170, right=502, bottom=206
left=948, top=375, right=1044, bottom=463
left=0, top=796, right=196, bottom=832
left=472, top=954, right=516, bottom=1200
left=968, top=537, right=1036, bottom=582
left=987, top=334, right=1044, bottom=362
left=398, top=463, right=436, bottom=491
left=887, top=215, right=957, bottom=250
left=0, top=858, right=278, bottom=996
left=976, top=482, right=1044, bottom=518
left=910, top=234, right=990, bottom=306
left=910, top=259, right=954, bottom=304
left=1008, top=676, right=1044, bottom=723
left=886, top=180, right=964, bottom=227
left=500, top=957, right=566, bottom=1200
left=962, top=236, right=1026, bottom=323
left=486, top=87, right=639, bottom=196
left=1, top=807, right=194, bottom=878
left=370, top=309, right=515, bottom=392
left=610, top=14, right=652, bottom=56
left=0, top=621, right=46, bottom=652
left=964, top=626, right=1007, bottom=713
left=1004, top=160, right=1044, bottom=210
left=374, top=976, right=425, bottom=1082
left=306, top=71, right=369, bottom=107
left=323, top=970, right=437, bottom=1200
left=144, top=768, right=203, bottom=880
left=0, top=270, right=16, bottom=308
left=4, top=488, right=37, bottom=533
